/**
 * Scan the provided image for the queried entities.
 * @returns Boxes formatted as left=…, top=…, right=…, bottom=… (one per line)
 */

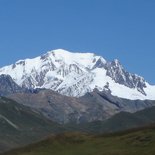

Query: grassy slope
left=2, top=125, right=155, bottom=155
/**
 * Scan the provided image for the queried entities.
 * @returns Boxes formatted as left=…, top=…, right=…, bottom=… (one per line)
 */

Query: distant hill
left=66, top=105, right=155, bottom=133
left=8, top=89, right=155, bottom=124
left=0, top=97, right=65, bottom=153
left=2, top=125, right=155, bottom=155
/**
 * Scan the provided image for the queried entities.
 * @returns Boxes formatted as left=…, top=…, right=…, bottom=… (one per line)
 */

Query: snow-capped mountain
left=0, top=49, right=155, bottom=100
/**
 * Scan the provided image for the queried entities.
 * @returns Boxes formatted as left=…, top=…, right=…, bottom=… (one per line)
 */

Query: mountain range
left=0, top=49, right=155, bottom=153
left=0, top=73, right=154, bottom=124
left=0, top=49, right=155, bottom=100
left=0, top=49, right=155, bottom=124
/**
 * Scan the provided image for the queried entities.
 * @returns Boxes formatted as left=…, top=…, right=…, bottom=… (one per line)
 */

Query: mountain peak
left=43, top=49, right=105, bottom=69
left=47, top=49, right=71, bottom=55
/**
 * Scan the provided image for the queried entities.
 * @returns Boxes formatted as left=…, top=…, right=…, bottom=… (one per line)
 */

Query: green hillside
left=2, top=125, right=155, bottom=155
left=0, top=97, right=65, bottom=153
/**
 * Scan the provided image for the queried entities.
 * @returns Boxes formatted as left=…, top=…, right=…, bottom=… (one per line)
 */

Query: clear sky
left=0, top=0, right=155, bottom=84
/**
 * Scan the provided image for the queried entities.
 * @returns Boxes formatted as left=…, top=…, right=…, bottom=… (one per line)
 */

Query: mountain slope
left=0, top=97, right=65, bottom=153
left=8, top=89, right=155, bottom=124
left=0, top=49, right=155, bottom=100
left=8, top=89, right=116, bottom=124
left=0, top=96, right=155, bottom=154
left=69, top=105, right=155, bottom=134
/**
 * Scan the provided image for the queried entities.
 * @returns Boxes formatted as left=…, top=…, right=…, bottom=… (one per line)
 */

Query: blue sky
left=0, top=0, right=155, bottom=84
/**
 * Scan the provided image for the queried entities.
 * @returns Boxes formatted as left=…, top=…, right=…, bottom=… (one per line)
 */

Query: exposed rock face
left=0, top=74, right=25, bottom=96
left=105, top=59, right=146, bottom=95
left=8, top=89, right=155, bottom=124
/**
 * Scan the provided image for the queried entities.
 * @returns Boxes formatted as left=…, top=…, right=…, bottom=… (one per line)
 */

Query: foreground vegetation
left=2, top=125, right=155, bottom=155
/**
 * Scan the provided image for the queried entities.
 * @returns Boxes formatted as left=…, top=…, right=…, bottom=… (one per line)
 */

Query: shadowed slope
left=0, top=97, right=65, bottom=153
